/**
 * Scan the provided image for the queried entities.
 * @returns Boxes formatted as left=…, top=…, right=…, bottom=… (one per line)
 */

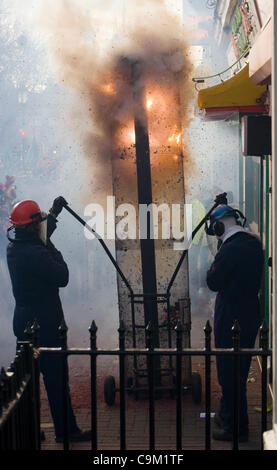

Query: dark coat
left=206, top=231, right=264, bottom=348
left=7, top=215, right=69, bottom=346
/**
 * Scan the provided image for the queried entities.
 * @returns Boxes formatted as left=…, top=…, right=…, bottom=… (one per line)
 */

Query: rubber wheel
left=191, top=373, right=202, bottom=404
left=104, top=376, right=116, bottom=406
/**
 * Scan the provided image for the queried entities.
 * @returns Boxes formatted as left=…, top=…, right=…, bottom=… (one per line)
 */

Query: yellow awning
left=198, top=64, right=267, bottom=109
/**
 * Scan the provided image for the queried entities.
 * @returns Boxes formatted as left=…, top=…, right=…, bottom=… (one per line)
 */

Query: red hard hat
left=10, top=200, right=42, bottom=226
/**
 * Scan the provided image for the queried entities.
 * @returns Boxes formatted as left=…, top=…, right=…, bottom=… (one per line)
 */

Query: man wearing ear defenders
left=206, top=205, right=264, bottom=442
left=6, top=196, right=91, bottom=443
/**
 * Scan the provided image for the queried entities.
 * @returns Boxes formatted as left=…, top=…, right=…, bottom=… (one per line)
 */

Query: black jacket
left=206, top=231, right=264, bottom=347
left=7, top=215, right=69, bottom=346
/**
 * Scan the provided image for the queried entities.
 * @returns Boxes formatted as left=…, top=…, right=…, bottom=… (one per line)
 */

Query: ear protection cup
left=207, top=206, right=247, bottom=236
left=213, top=220, right=225, bottom=237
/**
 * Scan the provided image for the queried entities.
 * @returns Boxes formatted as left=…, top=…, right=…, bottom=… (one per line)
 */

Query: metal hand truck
left=63, top=192, right=228, bottom=406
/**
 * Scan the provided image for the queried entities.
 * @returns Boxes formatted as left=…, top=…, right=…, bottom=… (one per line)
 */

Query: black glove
left=215, top=192, right=228, bottom=206
left=50, top=196, right=68, bottom=217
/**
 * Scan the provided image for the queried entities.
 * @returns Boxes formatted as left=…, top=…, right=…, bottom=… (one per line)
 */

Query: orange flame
left=131, top=128, right=136, bottom=144
left=168, top=126, right=182, bottom=145
left=101, top=82, right=115, bottom=95
left=146, top=96, right=153, bottom=110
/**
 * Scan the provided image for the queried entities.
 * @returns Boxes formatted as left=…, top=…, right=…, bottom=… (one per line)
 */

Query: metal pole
left=63, top=204, right=133, bottom=296
left=59, top=320, right=69, bottom=451
left=131, top=61, right=159, bottom=351
left=146, top=323, right=155, bottom=450
left=89, top=321, right=98, bottom=450
left=175, top=322, right=183, bottom=451
left=119, top=321, right=126, bottom=450
left=232, top=321, right=240, bottom=451
left=204, top=321, right=212, bottom=450
left=260, top=321, right=269, bottom=450
left=272, top=0, right=277, bottom=443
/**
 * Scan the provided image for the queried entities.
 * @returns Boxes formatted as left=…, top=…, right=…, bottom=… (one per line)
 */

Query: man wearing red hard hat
left=6, top=196, right=91, bottom=443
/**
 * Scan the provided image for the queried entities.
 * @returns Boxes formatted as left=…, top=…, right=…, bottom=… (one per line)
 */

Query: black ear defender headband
left=213, top=209, right=247, bottom=237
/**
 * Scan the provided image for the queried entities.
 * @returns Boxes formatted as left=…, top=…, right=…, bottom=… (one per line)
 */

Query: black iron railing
left=0, top=324, right=40, bottom=450
left=0, top=319, right=272, bottom=451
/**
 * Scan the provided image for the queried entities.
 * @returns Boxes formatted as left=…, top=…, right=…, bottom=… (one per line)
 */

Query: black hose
left=63, top=204, right=134, bottom=295
left=166, top=193, right=228, bottom=295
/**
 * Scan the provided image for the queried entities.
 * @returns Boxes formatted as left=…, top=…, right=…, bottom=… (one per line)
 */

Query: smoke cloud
left=39, top=0, right=196, bottom=200
left=0, top=0, right=199, bottom=369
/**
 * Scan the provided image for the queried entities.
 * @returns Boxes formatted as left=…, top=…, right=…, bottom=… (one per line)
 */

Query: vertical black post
left=32, top=319, right=41, bottom=450
left=14, top=354, right=23, bottom=449
left=260, top=321, right=269, bottom=450
left=24, top=322, right=34, bottom=345
left=204, top=321, right=212, bottom=451
left=59, top=319, right=69, bottom=451
left=25, top=322, right=40, bottom=450
left=130, top=294, right=138, bottom=376
left=8, top=359, right=19, bottom=449
left=18, top=347, right=27, bottom=449
left=118, top=321, right=126, bottom=450
left=232, top=321, right=240, bottom=451
left=89, top=321, right=98, bottom=451
left=146, top=322, right=155, bottom=450
left=22, top=341, right=36, bottom=449
left=167, top=297, right=173, bottom=374
left=131, top=61, right=160, bottom=357
left=175, top=321, right=183, bottom=451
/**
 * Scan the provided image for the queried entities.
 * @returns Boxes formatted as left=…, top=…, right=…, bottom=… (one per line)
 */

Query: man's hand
left=50, top=196, right=68, bottom=217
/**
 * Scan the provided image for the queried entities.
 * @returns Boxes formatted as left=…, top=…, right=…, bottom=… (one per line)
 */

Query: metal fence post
left=146, top=322, right=155, bottom=450
left=232, top=320, right=240, bottom=451
left=7, top=359, right=18, bottom=450
left=118, top=320, right=126, bottom=450
left=32, top=319, right=41, bottom=449
left=175, top=321, right=183, bottom=451
left=25, top=322, right=41, bottom=450
left=17, top=347, right=27, bottom=449
left=59, top=319, right=69, bottom=451
left=204, top=321, right=212, bottom=450
left=22, top=340, right=38, bottom=449
left=32, top=319, right=40, bottom=349
left=89, top=320, right=98, bottom=451
left=179, top=298, right=192, bottom=386
left=260, top=320, right=269, bottom=450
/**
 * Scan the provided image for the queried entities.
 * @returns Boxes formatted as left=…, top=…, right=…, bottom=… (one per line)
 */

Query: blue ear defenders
left=213, top=219, right=225, bottom=237
left=206, top=206, right=247, bottom=237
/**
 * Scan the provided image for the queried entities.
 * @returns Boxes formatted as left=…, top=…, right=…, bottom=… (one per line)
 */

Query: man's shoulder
left=226, top=231, right=260, bottom=244
left=225, top=231, right=263, bottom=256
